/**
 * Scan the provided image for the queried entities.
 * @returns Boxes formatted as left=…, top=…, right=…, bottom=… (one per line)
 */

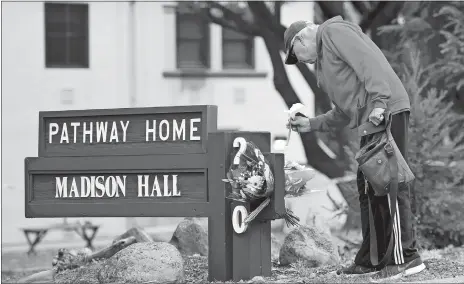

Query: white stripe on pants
left=388, top=194, right=405, bottom=264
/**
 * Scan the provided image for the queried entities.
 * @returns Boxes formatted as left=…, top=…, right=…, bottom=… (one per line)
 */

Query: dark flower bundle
left=222, top=138, right=301, bottom=227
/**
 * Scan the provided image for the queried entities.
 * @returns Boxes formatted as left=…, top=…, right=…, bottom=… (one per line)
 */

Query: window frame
left=44, top=2, right=89, bottom=69
left=221, top=28, right=255, bottom=70
left=175, top=8, right=211, bottom=70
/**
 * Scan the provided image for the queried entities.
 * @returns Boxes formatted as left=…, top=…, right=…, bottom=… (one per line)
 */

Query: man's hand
left=286, top=116, right=311, bottom=133
left=369, top=108, right=386, bottom=126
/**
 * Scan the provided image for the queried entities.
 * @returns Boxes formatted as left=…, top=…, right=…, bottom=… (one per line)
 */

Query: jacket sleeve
left=308, top=105, right=349, bottom=132
left=323, top=23, right=391, bottom=110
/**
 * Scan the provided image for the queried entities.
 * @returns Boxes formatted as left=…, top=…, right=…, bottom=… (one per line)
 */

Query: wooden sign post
left=25, top=105, right=285, bottom=282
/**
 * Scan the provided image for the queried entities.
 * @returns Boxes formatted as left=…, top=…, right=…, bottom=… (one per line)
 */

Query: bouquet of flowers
left=222, top=138, right=315, bottom=228
left=284, top=160, right=316, bottom=197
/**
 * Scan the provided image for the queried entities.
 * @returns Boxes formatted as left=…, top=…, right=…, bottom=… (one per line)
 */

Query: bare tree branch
left=248, top=1, right=346, bottom=177
left=208, top=11, right=256, bottom=36
left=207, top=2, right=261, bottom=36
left=359, top=1, right=404, bottom=32
left=183, top=0, right=348, bottom=177
left=247, top=1, right=284, bottom=35
left=183, top=2, right=258, bottom=36
left=250, top=4, right=300, bottom=107
left=275, top=1, right=282, bottom=24
left=245, top=1, right=333, bottom=113
left=317, top=1, right=346, bottom=19
left=351, top=1, right=371, bottom=15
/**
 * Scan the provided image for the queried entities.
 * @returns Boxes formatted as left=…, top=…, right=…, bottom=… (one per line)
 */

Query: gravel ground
left=3, top=246, right=464, bottom=283
left=183, top=248, right=464, bottom=284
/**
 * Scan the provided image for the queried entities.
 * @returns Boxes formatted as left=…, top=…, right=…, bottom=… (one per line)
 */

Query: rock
left=112, top=227, right=153, bottom=244
left=54, top=242, right=183, bottom=284
left=271, top=233, right=284, bottom=261
left=249, top=276, right=265, bottom=283
left=54, top=262, right=104, bottom=284
left=98, top=242, right=184, bottom=283
left=192, top=217, right=208, bottom=232
left=305, top=207, right=331, bottom=235
left=169, top=217, right=208, bottom=256
left=279, top=225, right=340, bottom=267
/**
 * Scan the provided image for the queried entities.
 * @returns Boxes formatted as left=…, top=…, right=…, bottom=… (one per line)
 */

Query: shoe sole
left=405, top=263, right=426, bottom=276
left=369, top=263, right=426, bottom=283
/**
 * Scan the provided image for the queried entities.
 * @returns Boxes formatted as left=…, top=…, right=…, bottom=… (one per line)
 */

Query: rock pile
left=18, top=216, right=342, bottom=283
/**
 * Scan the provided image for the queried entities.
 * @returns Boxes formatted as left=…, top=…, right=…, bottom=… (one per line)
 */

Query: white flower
left=248, top=175, right=265, bottom=189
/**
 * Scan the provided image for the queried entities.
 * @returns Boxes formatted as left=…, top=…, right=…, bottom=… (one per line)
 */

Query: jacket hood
left=316, top=16, right=344, bottom=57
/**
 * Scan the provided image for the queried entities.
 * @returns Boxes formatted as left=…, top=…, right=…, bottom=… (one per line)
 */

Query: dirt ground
left=182, top=247, right=464, bottom=284
left=2, top=245, right=464, bottom=283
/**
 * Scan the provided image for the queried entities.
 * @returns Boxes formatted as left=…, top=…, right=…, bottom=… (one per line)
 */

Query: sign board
left=25, top=155, right=209, bottom=217
left=38, top=105, right=216, bottom=157
left=25, top=105, right=285, bottom=282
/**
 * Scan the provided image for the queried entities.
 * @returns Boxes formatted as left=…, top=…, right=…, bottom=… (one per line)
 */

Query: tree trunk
left=198, top=1, right=353, bottom=177
left=91, top=237, right=137, bottom=261
left=18, top=237, right=138, bottom=284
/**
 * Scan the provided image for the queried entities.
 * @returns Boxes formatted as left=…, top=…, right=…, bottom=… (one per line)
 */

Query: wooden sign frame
left=38, top=105, right=217, bottom=157
left=25, top=105, right=285, bottom=282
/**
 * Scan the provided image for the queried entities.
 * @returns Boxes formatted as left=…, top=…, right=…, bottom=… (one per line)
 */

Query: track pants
left=354, top=111, right=421, bottom=267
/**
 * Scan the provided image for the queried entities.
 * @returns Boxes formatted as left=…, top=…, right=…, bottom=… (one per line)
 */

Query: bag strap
left=367, top=112, right=399, bottom=269
left=385, top=111, right=393, bottom=133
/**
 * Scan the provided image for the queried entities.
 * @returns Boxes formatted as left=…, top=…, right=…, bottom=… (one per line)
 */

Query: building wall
left=2, top=1, right=134, bottom=245
left=1, top=1, right=316, bottom=245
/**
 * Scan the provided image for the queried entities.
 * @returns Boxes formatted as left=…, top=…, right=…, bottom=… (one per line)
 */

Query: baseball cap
left=284, top=20, right=308, bottom=65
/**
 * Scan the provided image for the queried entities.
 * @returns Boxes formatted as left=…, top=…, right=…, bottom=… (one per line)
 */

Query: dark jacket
left=308, top=16, right=410, bottom=135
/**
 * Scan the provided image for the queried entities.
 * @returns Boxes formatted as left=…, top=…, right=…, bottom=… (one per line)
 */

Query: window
left=222, top=28, right=254, bottom=69
left=44, top=2, right=89, bottom=68
left=176, top=8, right=210, bottom=69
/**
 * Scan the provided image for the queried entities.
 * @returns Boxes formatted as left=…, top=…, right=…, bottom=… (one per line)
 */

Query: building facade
left=2, top=1, right=318, bottom=245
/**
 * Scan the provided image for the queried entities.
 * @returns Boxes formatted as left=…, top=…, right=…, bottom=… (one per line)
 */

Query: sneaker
left=370, top=257, right=426, bottom=282
left=337, top=263, right=377, bottom=275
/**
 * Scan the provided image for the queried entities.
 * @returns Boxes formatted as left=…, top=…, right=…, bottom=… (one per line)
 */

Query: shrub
left=393, top=48, right=464, bottom=248
left=431, top=2, right=464, bottom=93
left=378, top=1, right=464, bottom=115
left=377, top=1, right=464, bottom=248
